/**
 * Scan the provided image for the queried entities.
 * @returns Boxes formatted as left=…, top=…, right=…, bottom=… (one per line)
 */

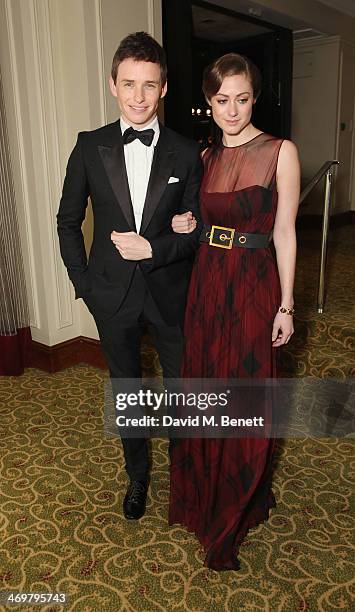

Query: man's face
left=109, top=58, right=167, bottom=129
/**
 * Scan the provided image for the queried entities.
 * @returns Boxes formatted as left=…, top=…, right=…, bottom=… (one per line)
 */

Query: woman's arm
left=272, top=140, right=301, bottom=347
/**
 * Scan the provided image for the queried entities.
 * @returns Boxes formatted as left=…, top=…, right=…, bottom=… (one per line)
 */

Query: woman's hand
left=171, top=211, right=197, bottom=234
left=272, top=311, right=294, bottom=347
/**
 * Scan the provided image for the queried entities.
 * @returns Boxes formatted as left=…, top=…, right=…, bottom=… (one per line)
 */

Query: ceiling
left=192, top=2, right=332, bottom=43
left=201, top=0, right=313, bottom=31
left=192, top=4, right=272, bottom=42
left=316, top=0, right=355, bottom=18
left=201, top=0, right=355, bottom=36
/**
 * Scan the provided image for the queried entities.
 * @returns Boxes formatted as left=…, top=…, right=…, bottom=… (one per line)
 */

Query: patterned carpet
left=0, top=226, right=354, bottom=611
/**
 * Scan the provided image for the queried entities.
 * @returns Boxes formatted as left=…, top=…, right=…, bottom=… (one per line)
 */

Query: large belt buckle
left=208, top=225, right=235, bottom=249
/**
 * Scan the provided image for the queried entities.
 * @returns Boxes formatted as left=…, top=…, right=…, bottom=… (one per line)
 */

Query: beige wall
left=292, top=37, right=341, bottom=215
left=337, top=40, right=355, bottom=212
left=0, top=0, right=162, bottom=345
left=292, top=36, right=355, bottom=215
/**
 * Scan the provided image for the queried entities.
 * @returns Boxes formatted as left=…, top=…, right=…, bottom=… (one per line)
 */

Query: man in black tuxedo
left=57, top=32, right=201, bottom=520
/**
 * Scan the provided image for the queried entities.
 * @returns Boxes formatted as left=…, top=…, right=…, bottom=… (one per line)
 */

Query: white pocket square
left=168, top=176, right=180, bottom=184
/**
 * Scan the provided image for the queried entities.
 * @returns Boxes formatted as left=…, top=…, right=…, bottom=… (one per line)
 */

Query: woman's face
left=209, top=73, right=255, bottom=137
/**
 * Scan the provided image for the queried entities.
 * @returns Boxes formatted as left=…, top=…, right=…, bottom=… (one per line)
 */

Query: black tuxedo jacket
left=57, top=120, right=202, bottom=324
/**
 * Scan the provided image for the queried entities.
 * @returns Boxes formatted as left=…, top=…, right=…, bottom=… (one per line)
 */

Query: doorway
left=162, top=0, right=293, bottom=143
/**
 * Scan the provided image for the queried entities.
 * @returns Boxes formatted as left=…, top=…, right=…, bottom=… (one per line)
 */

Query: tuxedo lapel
left=140, top=125, right=175, bottom=235
left=98, top=123, right=136, bottom=230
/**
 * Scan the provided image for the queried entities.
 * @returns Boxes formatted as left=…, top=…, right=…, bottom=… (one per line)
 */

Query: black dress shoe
left=123, top=480, right=148, bottom=520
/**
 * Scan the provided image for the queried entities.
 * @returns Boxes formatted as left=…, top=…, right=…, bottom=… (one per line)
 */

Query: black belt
left=200, top=225, right=271, bottom=250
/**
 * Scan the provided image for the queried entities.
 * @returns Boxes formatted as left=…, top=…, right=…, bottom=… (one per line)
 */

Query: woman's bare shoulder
left=279, top=139, right=298, bottom=157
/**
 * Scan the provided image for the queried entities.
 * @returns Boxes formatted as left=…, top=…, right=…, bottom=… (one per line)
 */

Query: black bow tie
left=122, top=126, right=155, bottom=147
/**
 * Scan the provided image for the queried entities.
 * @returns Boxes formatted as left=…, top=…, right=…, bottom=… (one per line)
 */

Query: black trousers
left=95, top=267, right=184, bottom=481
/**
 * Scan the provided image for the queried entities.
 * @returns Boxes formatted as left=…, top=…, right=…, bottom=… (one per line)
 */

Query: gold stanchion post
left=317, top=170, right=333, bottom=313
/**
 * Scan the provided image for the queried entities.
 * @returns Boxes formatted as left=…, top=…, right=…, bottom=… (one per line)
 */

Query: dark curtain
left=0, top=66, right=31, bottom=375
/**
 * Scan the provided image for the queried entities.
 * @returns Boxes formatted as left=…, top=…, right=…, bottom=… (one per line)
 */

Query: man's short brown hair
left=111, top=31, right=167, bottom=86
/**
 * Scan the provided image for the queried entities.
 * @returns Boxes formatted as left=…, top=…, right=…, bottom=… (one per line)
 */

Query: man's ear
left=160, top=81, right=168, bottom=99
left=109, top=76, right=117, bottom=98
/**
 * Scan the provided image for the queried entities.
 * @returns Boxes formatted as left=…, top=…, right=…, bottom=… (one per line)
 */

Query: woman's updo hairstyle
left=202, top=53, right=262, bottom=103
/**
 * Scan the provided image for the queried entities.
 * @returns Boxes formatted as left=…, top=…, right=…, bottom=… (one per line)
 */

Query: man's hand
left=171, top=211, right=197, bottom=234
left=111, top=231, right=152, bottom=260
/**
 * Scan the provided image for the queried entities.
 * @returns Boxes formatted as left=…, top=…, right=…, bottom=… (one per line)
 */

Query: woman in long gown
left=168, top=54, right=300, bottom=571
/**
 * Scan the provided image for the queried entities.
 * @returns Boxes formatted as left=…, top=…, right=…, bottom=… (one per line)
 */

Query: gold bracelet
left=279, top=306, right=295, bottom=316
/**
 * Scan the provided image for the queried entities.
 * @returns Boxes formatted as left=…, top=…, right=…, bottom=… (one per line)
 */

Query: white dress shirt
left=120, top=116, right=159, bottom=233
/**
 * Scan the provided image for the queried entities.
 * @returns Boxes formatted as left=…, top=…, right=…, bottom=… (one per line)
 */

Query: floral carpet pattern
left=0, top=227, right=354, bottom=611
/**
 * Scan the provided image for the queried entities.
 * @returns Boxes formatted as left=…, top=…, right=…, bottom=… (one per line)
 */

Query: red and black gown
left=169, top=133, right=284, bottom=571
